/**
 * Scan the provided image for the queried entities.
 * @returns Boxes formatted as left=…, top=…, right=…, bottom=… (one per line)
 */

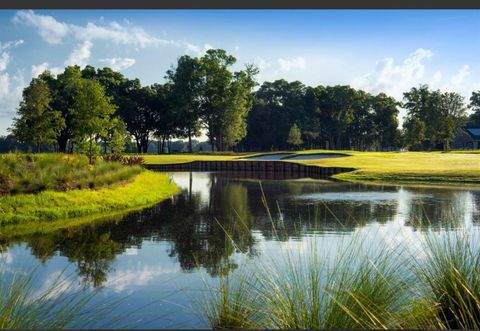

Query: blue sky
left=1, top=9, right=480, bottom=134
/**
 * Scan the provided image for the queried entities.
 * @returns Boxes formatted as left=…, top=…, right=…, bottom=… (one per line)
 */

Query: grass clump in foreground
left=0, top=171, right=178, bottom=225
left=201, top=224, right=480, bottom=329
left=0, top=265, right=119, bottom=329
left=0, top=153, right=143, bottom=195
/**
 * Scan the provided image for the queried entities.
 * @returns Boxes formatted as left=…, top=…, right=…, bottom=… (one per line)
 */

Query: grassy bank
left=143, top=150, right=480, bottom=185
left=0, top=153, right=142, bottom=194
left=297, top=150, right=480, bottom=184
left=0, top=171, right=178, bottom=226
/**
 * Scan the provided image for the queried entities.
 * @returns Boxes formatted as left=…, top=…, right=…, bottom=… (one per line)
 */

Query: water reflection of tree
left=161, top=179, right=257, bottom=277
left=404, top=190, right=475, bottom=231
left=26, top=227, right=122, bottom=287
left=11, top=174, right=478, bottom=288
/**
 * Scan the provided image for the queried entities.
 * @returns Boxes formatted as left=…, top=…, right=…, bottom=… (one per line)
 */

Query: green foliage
left=165, top=55, right=203, bottom=152
left=243, top=81, right=400, bottom=151
left=70, top=78, right=117, bottom=163
left=403, top=85, right=466, bottom=150
left=198, top=49, right=258, bottom=151
left=104, top=117, right=129, bottom=154
left=10, top=78, right=65, bottom=151
left=467, top=90, right=480, bottom=127
left=286, top=123, right=303, bottom=148
left=404, top=117, right=426, bottom=150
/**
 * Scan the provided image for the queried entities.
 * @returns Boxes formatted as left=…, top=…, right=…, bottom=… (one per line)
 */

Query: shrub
left=0, top=153, right=143, bottom=195
left=123, top=155, right=144, bottom=166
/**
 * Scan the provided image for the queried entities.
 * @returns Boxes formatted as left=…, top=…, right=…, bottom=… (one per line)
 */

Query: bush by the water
left=103, top=153, right=145, bottom=166
left=0, top=153, right=142, bottom=195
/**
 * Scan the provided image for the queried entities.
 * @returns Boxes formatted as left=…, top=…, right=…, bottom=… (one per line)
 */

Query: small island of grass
left=0, top=154, right=178, bottom=226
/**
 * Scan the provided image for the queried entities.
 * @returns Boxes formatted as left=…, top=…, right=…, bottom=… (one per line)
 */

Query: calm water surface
left=1, top=171, right=480, bottom=328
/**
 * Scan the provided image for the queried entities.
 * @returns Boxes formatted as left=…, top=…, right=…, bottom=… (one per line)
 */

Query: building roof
left=465, top=127, right=480, bottom=140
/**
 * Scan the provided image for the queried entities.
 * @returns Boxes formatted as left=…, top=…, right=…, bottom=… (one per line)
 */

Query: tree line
left=8, top=48, right=480, bottom=154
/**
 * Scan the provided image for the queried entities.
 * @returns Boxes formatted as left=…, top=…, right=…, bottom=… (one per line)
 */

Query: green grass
left=201, top=229, right=480, bottom=330
left=142, top=150, right=480, bottom=185
left=417, top=232, right=480, bottom=329
left=0, top=171, right=178, bottom=226
left=0, top=265, right=119, bottom=329
left=0, top=153, right=143, bottom=194
left=199, top=195, right=480, bottom=329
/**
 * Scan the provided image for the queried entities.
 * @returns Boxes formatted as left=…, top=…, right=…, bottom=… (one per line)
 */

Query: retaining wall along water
left=145, top=160, right=355, bottom=179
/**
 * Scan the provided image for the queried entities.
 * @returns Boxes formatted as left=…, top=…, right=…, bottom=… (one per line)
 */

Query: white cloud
left=31, top=62, right=63, bottom=78
left=64, top=40, right=93, bottom=67
left=0, top=52, right=10, bottom=72
left=451, top=64, right=470, bottom=87
left=99, top=57, right=136, bottom=71
left=255, top=57, right=273, bottom=71
left=351, top=48, right=434, bottom=100
left=0, top=40, right=24, bottom=51
left=0, top=72, right=25, bottom=120
left=277, top=56, right=306, bottom=72
left=203, top=43, right=214, bottom=52
left=432, top=71, right=442, bottom=84
left=104, top=264, right=178, bottom=293
left=13, top=10, right=177, bottom=49
left=185, top=42, right=201, bottom=54
left=184, top=42, right=216, bottom=56
left=13, top=10, right=69, bottom=44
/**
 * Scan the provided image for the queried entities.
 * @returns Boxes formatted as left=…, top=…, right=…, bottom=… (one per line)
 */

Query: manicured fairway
left=143, top=150, right=480, bottom=185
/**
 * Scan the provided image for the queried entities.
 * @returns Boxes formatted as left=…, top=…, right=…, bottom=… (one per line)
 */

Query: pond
left=1, top=171, right=480, bottom=328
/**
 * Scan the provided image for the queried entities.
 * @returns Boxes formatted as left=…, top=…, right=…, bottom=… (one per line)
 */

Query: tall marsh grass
left=0, top=265, right=118, bottom=329
left=0, top=153, right=142, bottom=195
left=200, top=198, right=480, bottom=329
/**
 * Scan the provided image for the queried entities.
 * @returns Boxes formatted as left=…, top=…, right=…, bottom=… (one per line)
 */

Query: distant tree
left=198, top=49, right=257, bottom=151
left=468, top=91, right=480, bottom=127
left=166, top=55, right=203, bottom=153
left=287, top=123, right=303, bottom=150
left=438, top=92, right=467, bottom=151
left=103, top=117, right=129, bottom=154
left=317, top=85, right=356, bottom=149
left=402, top=85, right=443, bottom=149
left=370, top=93, right=399, bottom=150
left=403, top=117, right=426, bottom=150
left=70, top=78, right=116, bottom=163
left=10, top=78, right=65, bottom=152
left=243, top=79, right=306, bottom=151
left=222, top=65, right=258, bottom=149
left=151, top=83, right=180, bottom=154
left=117, top=79, right=157, bottom=153
left=51, top=66, right=83, bottom=152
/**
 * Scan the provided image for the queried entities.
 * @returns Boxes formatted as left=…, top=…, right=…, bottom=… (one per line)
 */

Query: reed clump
left=201, top=221, right=480, bottom=329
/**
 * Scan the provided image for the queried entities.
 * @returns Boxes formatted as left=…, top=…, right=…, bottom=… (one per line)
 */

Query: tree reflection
left=3, top=173, right=479, bottom=288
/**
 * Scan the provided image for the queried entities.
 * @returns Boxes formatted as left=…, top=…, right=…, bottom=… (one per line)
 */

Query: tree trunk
left=58, top=135, right=68, bottom=153
left=89, top=136, right=93, bottom=165
left=188, top=128, right=193, bottom=153
left=135, top=139, right=141, bottom=154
